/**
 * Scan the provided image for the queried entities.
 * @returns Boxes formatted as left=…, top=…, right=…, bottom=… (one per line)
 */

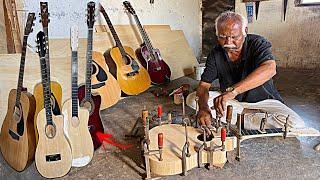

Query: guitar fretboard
left=15, top=35, right=28, bottom=107
left=39, top=56, right=53, bottom=125
left=101, top=8, right=127, bottom=59
left=71, top=51, right=78, bottom=117
left=43, top=27, right=51, bottom=84
left=85, top=29, right=93, bottom=101
left=133, top=15, right=154, bottom=53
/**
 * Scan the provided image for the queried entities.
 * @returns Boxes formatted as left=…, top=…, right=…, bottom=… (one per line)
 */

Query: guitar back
left=35, top=109, right=72, bottom=178
left=91, top=51, right=121, bottom=109
left=0, top=89, right=36, bottom=171
left=33, top=81, right=62, bottom=143
left=62, top=99, right=93, bottom=167
left=106, top=46, right=151, bottom=95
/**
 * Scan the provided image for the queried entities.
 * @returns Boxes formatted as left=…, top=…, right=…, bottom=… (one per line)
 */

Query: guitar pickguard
left=51, top=93, right=61, bottom=115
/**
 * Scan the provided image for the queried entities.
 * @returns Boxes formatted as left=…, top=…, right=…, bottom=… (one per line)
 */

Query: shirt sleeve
left=200, top=51, right=218, bottom=83
left=253, top=37, right=276, bottom=67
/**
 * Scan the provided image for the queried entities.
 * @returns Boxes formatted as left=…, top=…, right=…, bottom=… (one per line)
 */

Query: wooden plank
left=0, top=0, right=8, bottom=53
left=3, top=0, right=15, bottom=53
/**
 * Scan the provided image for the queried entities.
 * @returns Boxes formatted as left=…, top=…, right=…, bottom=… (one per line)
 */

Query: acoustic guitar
left=123, top=1, right=171, bottom=85
left=34, top=31, right=72, bottom=178
left=148, top=124, right=320, bottom=176
left=78, top=1, right=104, bottom=150
left=100, top=4, right=151, bottom=95
left=62, top=25, right=93, bottom=167
left=0, top=13, right=36, bottom=172
left=33, top=2, right=62, bottom=143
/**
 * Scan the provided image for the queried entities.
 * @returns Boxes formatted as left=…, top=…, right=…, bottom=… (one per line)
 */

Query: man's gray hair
left=215, top=11, right=248, bottom=36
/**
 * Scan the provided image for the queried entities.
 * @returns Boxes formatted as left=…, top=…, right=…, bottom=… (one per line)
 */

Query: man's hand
left=213, top=91, right=236, bottom=117
left=197, top=107, right=212, bottom=126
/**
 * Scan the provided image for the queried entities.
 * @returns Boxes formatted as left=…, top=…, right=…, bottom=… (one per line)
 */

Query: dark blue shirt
left=201, top=34, right=283, bottom=103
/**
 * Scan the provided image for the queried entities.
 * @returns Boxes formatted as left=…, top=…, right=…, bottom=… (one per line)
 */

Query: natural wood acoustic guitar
left=62, top=25, right=93, bottom=167
left=33, top=2, right=62, bottom=143
left=100, top=4, right=151, bottom=95
left=123, top=1, right=171, bottom=85
left=0, top=13, right=36, bottom=172
left=34, top=31, right=72, bottom=178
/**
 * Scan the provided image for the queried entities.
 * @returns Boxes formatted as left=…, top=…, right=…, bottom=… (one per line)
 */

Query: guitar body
left=33, top=81, right=62, bottom=143
left=62, top=99, right=93, bottom=167
left=0, top=89, right=36, bottom=171
left=105, top=46, right=151, bottom=95
left=78, top=85, right=104, bottom=150
left=91, top=51, right=121, bottom=109
left=35, top=109, right=72, bottom=178
left=148, top=124, right=234, bottom=176
left=136, top=45, right=171, bottom=85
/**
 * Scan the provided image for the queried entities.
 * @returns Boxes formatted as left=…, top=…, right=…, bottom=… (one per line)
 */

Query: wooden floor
left=0, top=68, right=319, bottom=179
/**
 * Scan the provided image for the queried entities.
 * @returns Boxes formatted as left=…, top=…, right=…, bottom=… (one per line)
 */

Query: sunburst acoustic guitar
left=100, top=3, right=151, bottom=95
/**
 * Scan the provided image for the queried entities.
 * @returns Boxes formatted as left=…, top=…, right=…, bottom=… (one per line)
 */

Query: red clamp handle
left=157, top=105, right=163, bottom=118
left=158, top=133, right=163, bottom=149
left=221, top=127, right=226, bottom=142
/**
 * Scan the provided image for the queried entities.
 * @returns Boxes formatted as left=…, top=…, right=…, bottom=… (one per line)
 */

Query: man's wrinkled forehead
left=217, top=19, right=242, bottom=33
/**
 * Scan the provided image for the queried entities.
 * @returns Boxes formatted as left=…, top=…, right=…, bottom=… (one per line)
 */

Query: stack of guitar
left=0, top=1, right=192, bottom=178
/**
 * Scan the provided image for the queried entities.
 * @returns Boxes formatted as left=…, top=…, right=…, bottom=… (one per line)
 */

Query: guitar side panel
left=35, top=109, right=72, bottom=178
left=33, top=81, right=62, bottom=144
left=0, top=90, right=36, bottom=172
left=78, top=85, right=104, bottom=150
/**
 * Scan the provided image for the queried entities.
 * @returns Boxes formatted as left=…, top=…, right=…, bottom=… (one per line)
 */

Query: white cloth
left=186, top=91, right=306, bottom=130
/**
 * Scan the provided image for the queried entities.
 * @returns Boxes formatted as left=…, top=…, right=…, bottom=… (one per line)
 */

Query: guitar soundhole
left=197, top=134, right=214, bottom=142
left=82, top=101, right=94, bottom=115
left=45, top=124, right=56, bottom=139
left=46, top=154, right=61, bottom=162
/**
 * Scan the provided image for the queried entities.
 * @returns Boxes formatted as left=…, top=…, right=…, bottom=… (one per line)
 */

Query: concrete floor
left=0, top=68, right=319, bottom=180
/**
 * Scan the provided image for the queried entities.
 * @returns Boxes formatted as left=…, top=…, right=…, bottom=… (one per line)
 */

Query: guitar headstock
left=40, top=2, right=49, bottom=28
left=24, top=13, right=36, bottom=36
left=70, top=25, right=79, bottom=51
left=123, top=1, right=136, bottom=15
left=87, top=1, right=96, bottom=28
left=36, top=31, right=47, bottom=58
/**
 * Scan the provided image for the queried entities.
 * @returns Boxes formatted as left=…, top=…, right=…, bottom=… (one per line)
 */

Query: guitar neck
left=101, top=9, right=127, bottom=57
left=43, top=27, right=51, bottom=82
left=85, top=29, right=93, bottom=100
left=15, top=35, right=28, bottom=107
left=71, top=51, right=78, bottom=117
left=133, top=15, right=154, bottom=51
left=39, top=56, right=53, bottom=125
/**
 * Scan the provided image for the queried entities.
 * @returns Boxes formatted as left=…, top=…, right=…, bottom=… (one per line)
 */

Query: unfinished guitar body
left=105, top=46, right=151, bottom=95
left=148, top=124, right=234, bottom=176
left=0, top=89, right=36, bottom=171
left=33, top=81, right=62, bottom=143
left=35, top=109, right=72, bottom=178
left=62, top=99, right=93, bottom=167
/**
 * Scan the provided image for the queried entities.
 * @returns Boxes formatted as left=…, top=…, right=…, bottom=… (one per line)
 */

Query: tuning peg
left=48, top=19, right=50, bottom=23
left=39, top=19, right=42, bottom=23
left=48, top=13, right=50, bottom=17
left=30, top=29, right=33, bottom=33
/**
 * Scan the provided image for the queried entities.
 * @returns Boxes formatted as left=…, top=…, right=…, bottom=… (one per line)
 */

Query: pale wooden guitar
left=100, top=4, right=151, bottom=95
left=34, top=31, right=72, bottom=178
left=33, top=2, right=62, bottom=143
left=62, top=25, right=93, bottom=167
left=0, top=13, right=36, bottom=172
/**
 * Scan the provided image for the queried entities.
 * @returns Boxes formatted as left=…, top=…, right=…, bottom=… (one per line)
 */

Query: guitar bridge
left=46, top=154, right=61, bottom=162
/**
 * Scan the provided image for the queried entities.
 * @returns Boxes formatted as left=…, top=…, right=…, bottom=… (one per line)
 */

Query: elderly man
left=197, top=11, right=283, bottom=126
